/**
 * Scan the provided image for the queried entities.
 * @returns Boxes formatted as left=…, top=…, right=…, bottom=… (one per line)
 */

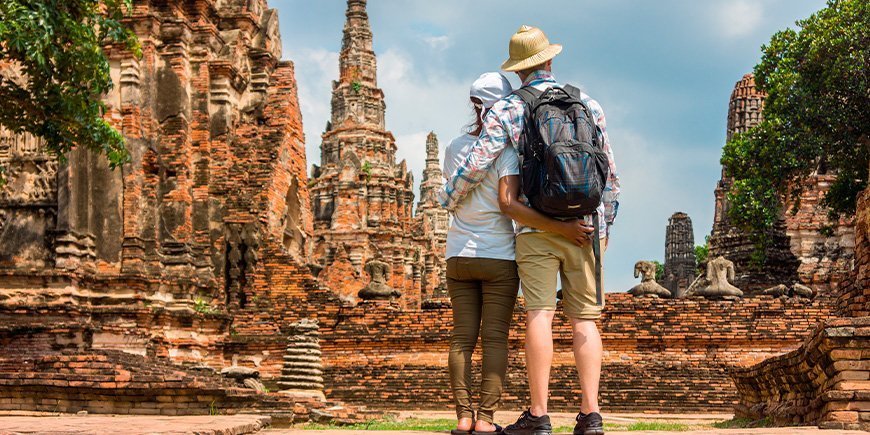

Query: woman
left=444, top=72, right=518, bottom=435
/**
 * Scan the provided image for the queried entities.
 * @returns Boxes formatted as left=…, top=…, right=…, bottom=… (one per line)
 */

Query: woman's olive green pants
left=446, top=257, right=519, bottom=424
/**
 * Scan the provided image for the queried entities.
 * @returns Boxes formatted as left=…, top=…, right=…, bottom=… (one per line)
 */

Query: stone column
left=278, top=319, right=325, bottom=398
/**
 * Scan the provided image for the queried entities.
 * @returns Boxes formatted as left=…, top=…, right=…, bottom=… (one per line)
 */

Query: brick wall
left=838, top=188, right=869, bottom=318
left=318, top=294, right=835, bottom=413
left=732, top=187, right=869, bottom=430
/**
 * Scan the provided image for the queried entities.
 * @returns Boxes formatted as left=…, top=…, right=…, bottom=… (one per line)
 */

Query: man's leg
left=526, top=309, right=555, bottom=417
left=570, top=318, right=602, bottom=414
left=559, top=235, right=606, bottom=434
left=508, top=232, right=560, bottom=435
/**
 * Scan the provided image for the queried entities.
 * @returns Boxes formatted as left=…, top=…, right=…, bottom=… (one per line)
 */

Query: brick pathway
left=0, top=414, right=270, bottom=434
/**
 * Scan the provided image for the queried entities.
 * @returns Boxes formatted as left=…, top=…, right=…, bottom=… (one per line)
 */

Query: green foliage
left=0, top=0, right=141, bottom=183
left=694, top=237, right=709, bottom=274
left=652, top=260, right=664, bottom=281
left=721, top=0, right=869, bottom=261
left=625, top=422, right=691, bottom=431
left=300, top=417, right=458, bottom=431
left=351, top=80, right=362, bottom=93
left=193, top=298, right=215, bottom=315
left=208, top=399, right=220, bottom=416
left=361, top=160, right=372, bottom=179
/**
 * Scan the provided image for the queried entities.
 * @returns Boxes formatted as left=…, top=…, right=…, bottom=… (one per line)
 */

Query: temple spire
left=339, top=0, right=377, bottom=86
left=418, top=132, right=443, bottom=209
left=425, top=132, right=439, bottom=166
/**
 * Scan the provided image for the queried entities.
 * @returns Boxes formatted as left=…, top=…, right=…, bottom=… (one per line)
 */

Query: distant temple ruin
left=708, top=73, right=854, bottom=294
left=309, top=0, right=446, bottom=307
left=662, top=212, right=696, bottom=297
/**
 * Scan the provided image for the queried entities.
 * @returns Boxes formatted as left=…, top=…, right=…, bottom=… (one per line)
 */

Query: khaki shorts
left=516, top=231, right=605, bottom=320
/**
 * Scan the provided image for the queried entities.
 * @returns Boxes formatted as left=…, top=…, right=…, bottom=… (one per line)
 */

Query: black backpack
left=514, top=84, right=610, bottom=305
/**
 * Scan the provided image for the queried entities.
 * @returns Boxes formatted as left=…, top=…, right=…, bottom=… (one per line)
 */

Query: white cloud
left=713, top=0, right=763, bottom=38
left=377, top=48, right=469, bottom=198
left=423, top=35, right=451, bottom=51
left=285, top=48, right=339, bottom=169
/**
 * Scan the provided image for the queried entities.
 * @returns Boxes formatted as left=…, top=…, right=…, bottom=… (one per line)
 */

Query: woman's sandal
left=471, top=423, right=504, bottom=435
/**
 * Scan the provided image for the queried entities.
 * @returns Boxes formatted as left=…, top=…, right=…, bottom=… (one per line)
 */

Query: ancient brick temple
left=0, top=0, right=366, bottom=418
left=662, top=212, right=696, bottom=297
left=309, top=0, right=446, bottom=306
left=709, top=73, right=854, bottom=293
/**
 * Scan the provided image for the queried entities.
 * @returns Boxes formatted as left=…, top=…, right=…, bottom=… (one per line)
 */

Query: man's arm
left=498, top=175, right=594, bottom=246
left=438, top=98, right=522, bottom=210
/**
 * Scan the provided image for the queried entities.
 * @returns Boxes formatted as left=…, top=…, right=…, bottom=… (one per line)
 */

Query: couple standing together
left=438, top=25, right=620, bottom=435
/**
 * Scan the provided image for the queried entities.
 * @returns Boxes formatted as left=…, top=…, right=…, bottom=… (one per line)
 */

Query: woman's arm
left=498, top=175, right=594, bottom=246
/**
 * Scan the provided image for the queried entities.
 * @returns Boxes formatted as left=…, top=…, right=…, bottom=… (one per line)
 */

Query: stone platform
left=0, top=414, right=270, bottom=434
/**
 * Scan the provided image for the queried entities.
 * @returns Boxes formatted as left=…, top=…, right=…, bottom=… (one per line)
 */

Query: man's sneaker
left=503, top=409, right=552, bottom=435
left=573, top=412, right=604, bottom=435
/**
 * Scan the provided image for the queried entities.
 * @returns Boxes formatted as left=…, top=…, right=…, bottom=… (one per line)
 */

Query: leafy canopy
left=0, top=0, right=140, bottom=184
left=721, top=0, right=869, bottom=256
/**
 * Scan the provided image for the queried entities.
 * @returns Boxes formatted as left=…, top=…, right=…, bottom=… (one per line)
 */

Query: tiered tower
left=709, top=73, right=798, bottom=292
left=662, top=212, right=696, bottom=298
left=310, top=0, right=426, bottom=306
left=415, top=132, right=449, bottom=300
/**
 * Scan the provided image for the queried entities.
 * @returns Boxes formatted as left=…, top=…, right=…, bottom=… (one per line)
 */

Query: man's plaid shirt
left=438, top=70, right=620, bottom=235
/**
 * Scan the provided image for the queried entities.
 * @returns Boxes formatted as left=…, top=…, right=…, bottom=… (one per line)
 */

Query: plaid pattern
left=438, top=70, right=620, bottom=235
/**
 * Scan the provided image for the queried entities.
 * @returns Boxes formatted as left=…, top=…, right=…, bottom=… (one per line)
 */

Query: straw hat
left=501, top=25, right=563, bottom=72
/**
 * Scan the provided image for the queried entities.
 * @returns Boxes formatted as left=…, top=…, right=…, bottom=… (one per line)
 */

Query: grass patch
left=627, top=422, right=691, bottom=431
left=712, top=417, right=773, bottom=429
left=299, top=417, right=456, bottom=431
left=555, top=422, right=690, bottom=432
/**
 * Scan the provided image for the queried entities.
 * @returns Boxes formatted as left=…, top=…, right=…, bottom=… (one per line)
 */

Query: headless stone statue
left=628, top=261, right=672, bottom=298
left=358, top=258, right=401, bottom=300
left=761, top=284, right=788, bottom=297
left=695, top=256, right=743, bottom=298
left=762, top=282, right=816, bottom=299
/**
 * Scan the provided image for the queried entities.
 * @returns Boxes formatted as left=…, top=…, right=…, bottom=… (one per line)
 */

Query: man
left=438, top=25, right=620, bottom=435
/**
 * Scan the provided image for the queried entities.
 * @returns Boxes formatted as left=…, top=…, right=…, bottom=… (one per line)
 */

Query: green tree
left=721, top=0, right=869, bottom=260
left=0, top=0, right=140, bottom=185
left=694, top=235, right=710, bottom=275
left=656, top=262, right=664, bottom=282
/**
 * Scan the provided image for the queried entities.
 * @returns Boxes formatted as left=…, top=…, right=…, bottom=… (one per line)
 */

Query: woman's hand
left=558, top=219, right=595, bottom=247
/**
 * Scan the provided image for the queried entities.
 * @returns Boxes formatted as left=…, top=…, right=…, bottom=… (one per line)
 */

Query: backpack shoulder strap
left=511, top=86, right=544, bottom=158
left=512, top=86, right=544, bottom=110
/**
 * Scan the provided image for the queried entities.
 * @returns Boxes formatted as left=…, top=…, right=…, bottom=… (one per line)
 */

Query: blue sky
left=272, top=0, right=826, bottom=293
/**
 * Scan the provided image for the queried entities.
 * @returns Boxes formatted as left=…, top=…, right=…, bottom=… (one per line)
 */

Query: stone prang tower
left=310, top=0, right=442, bottom=307
left=663, top=212, right=696, bottom=298
left=709, top=73, right=798, bottom=292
